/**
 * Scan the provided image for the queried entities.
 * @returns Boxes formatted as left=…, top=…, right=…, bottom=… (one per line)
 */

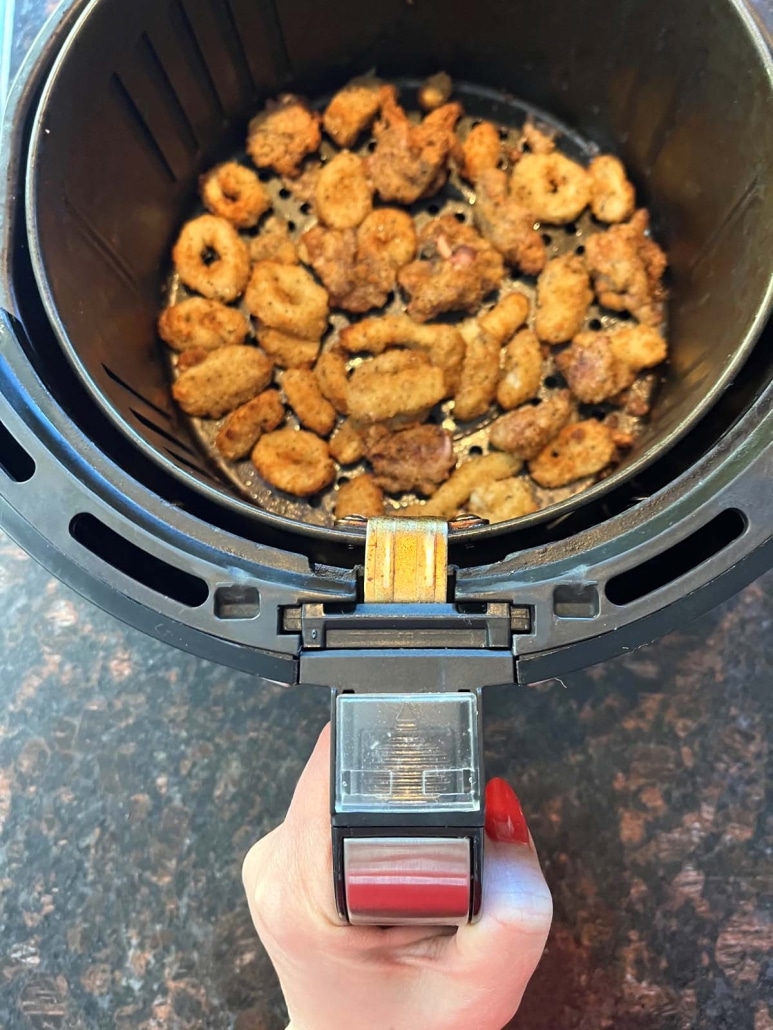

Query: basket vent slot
left=102, top=364, right=173, bottom=421
left=130, top=408, right=196, bottom=454
left=70, top=513, right=208, bottom=607
left=0, top=420, right=35, bottom=483
left=215, top=585, right=260, bottom=619
left=553, top=584, right=599, bottom=619
left=605, top=510, right=746, bottom=606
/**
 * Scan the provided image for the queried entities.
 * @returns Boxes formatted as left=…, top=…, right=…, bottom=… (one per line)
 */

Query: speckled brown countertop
left=2, top=2, right=773, bottom=1028
left=1, top=526, right=771, bottom=1030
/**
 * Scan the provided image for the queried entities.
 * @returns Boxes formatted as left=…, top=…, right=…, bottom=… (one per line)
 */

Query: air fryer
left=0, top=0, right=771, bottom=923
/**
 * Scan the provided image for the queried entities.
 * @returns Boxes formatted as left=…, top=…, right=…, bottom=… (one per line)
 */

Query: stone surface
left=0, top=525, right=770, bottom=1029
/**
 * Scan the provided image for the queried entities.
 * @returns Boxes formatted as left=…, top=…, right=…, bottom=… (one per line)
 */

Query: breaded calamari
left=398, top=215, right=505, bottom=322
left=529, top=419, right=616, bottom=487
left=489, top=390, right=573, bottom=459
left=172, top=346, right=273, bottom=418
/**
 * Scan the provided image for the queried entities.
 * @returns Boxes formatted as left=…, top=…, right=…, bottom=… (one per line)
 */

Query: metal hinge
left=282, top=516, right=531, bottom=655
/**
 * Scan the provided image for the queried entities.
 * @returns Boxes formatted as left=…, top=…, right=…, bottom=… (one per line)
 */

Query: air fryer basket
left=0, top=0, right=771, bottom=685
left=25, top=0, right=773, bottom=539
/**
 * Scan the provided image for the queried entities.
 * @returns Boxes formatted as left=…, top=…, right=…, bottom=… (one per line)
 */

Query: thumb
left=451, top=778, right=552, bottom=1003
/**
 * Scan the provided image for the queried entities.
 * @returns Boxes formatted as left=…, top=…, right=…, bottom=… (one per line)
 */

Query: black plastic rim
left=22, top=0, right=773, bottom=547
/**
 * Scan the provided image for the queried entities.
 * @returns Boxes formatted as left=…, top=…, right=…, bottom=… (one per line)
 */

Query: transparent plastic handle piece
left=331, top=517, right=485, bottom=925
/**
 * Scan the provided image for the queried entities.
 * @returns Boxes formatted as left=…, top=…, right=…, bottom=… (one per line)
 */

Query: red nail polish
left=485, top=777, right=530, bottom=845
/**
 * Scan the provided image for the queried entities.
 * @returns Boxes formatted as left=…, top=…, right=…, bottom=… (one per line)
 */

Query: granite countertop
left=1, top=538, right=772, bottom=1030
left=1, top=2, right=772, bottom=1028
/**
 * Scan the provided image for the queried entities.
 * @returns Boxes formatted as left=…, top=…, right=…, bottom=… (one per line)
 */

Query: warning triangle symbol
left=395, top=702, right=419, bottom=727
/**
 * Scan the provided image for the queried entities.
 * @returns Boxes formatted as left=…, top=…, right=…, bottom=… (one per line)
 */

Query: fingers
left=242, top=723, right=339, bottom=939
left=242, top=722, right=471, bottom=955
left=449, top=780, right=552, bottom=1014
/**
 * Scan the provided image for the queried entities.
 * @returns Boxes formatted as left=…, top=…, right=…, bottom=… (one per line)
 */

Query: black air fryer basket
left=0, top=0, right=772, bottom=924
left=2, top=0, right=771, bottom=680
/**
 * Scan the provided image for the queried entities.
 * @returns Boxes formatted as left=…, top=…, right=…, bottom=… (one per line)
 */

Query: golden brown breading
left=555, top=331, right=632, bottom=404
left=215, top=389, right=285, bottom=460
left=367, top=86, right=462, bottom=204
left=315, top=151, right=374, bottom=230
left=252, top=428, right=335, bottom=496
left=489, top=390, right=573, bottom=459
left=315, top=350, right=350, bottom=415
left=335, top=475, right=385, bottom=519
left=497, top=329, right=544, bottom=410
left=589, top=155, right=636, bottom=224
left=329, top=419, right=364, bottom=464
left=534, top=254, right=594, bottom=344
left=298, top=225, right=359, bottom=302
left=477, top=292, right=530, bottom=344
left=323, top=76, right=383, bottom=148
left=200, top=162, right=271, bottom=229
left=339, top=315, right=465, bottom=397
left=418, top=72, right=453, bottom=112
left=299, top=208, right=416, bottom=314
left=367, top=424, right=456, bottom=496
left=256, top=327, right=320, bottom=369
left=510, top=152, right=592, bottom=224
left=399, top=452, right=522, bottom=517
left=282, top=368, right=337, bottom=436
left=529, top=419, right=616, bottom=487
left=556, top=324, right=667, bottom=404
left=245, top=261, right=329, bottom=340
left=172, top=346, right=273, bottom=418
left=249, top=216, right=299, bottom=265
left=453, top=320, right=501, bottom=422
left=473, top=168, right=546, bottom=276
left=357, top=207, right=418, bottom=270
left=584, top=209, right=667, bottom=326
left=172, top=215, right=250, bottom=303
left=158, top=298, right=250, bottom=352
left=459, top=121, right=501, bottom=182
left=398, top=215, right=505, bottom=322
left=347, top=350, right=446, bottom=424
left=468, top=476, right=538, bottom=522
left=247, top=94, right=321, bottom=178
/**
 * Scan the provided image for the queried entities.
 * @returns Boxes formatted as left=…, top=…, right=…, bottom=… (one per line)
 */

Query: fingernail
left=485, top=777, right=530, bottom=845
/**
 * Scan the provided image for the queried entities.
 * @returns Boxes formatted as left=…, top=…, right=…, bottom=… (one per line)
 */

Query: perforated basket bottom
left=166, top=79, right=662, bottom=528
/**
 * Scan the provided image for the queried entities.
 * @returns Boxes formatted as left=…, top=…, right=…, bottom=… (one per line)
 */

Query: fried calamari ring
left=245, top=261, right=329, bottom=341
left=511, top=152, right=591, bottom=224
left=158, top=298, right=249, bottom=352
left=252, top=428, right=335, bottom=496
left=172, top=215, right=250, bottom=302
left=200, top=162, right=271, bottom=229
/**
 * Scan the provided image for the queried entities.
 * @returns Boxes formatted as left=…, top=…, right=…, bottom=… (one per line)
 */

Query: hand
left=243, top=724, right=552, bottom=1030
